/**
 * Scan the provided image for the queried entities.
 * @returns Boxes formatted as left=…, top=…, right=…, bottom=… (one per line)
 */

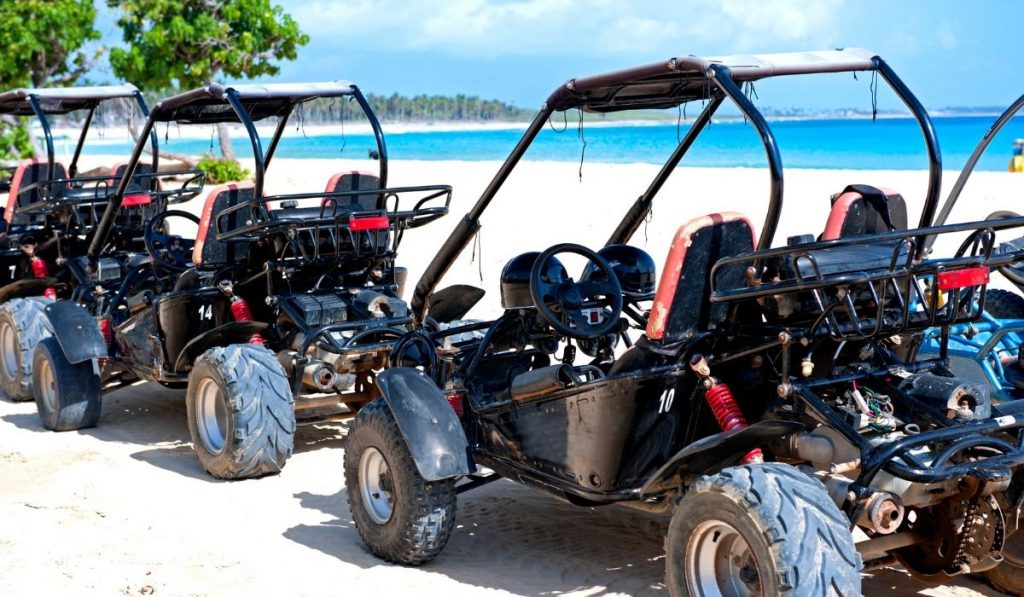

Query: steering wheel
left=145, top=210, right=200, bottom=272
left=529, top=243, right=623, bottom=340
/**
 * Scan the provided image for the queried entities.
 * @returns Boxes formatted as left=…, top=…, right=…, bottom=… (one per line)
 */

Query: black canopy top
left=548, top=48, right=877, bottom=112
left=0, top=84, right=141, bottom=116
left=150, top=81, right=358, bottom=123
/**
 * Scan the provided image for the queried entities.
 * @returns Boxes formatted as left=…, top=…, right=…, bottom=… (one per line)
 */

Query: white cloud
left=279, top=0, right=847, bottom=58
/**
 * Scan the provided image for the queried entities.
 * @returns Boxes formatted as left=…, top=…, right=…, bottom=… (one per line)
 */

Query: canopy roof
left=150, top=81, right=358, bottom=123
left=0, top=84, right=141, bottom=116
left=548, top=48, right=877, bottom=112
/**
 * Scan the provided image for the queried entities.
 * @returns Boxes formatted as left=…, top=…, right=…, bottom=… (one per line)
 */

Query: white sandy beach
left=2, top=157, right=1024, bottom=596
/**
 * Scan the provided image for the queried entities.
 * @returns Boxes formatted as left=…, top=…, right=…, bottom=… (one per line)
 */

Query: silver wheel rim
left=0, top=320, right=18, bottom=381
left=195, top=377, right=228, bottom=455
left=358, top=447, right=394, bottom=525
left=685, top=519, right=763, bottom=596
left=37, top=357, right=57, bottom=413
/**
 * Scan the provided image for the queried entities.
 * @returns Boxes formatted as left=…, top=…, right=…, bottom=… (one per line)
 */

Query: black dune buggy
left=0, top=85, right=203, bottom=400
left=343, top=48, right=1024, bottom=594
left=32, top=81, right=453, bottom=479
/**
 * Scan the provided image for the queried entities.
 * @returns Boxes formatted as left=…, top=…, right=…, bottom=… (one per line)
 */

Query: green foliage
left=0, top=119, right=33, bottom=161
left=108, top=0, right=309, bottom=90
left=0, top=0, right=101, bottom=88
left=196, top=154, right=251, bottom=184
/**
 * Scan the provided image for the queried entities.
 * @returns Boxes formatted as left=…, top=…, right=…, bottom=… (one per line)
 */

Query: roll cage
left=411, top=48, right=942, bottom=320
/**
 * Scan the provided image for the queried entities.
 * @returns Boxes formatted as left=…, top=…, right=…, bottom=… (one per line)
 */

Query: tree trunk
left=216, top=122, right=236, bottom=160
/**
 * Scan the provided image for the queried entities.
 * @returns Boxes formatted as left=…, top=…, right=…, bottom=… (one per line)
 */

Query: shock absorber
left=23, top=244, right=56, bottom=300
left=690, top=354, right=763, bottom=464
left=218, top=279, right=266, bottom=346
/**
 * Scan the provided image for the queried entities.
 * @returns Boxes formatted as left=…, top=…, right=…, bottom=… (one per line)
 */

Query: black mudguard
left=172, top=320, right=271, bottom=372
left=44, top=300, right=107, bottom=364
left=0, top=278, right=58, bottom=303
left=376, top=367, right=474, bottom=481
left=640, top=419, right=804, bottom=496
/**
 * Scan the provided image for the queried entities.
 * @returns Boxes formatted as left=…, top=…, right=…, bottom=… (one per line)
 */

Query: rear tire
left=0, top=298, right=53, bottom=401
left=185, top=344, right=295, bottom=479
left=666, top=462, right=861, bottom=596
left=986, top=289, right=1024, bottom=319
left=32, top=337, right=101, bottom=431
left=986, top=527, right=1024, bottom=595
left=344, top=399, right=457, bottom=565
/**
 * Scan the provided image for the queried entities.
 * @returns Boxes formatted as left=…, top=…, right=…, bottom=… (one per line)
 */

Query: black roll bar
left=928, top=92, right=1024, bottom=249
left=607, top=93, right=725, bottom=246
left=27, top=96, right=55, bottom=185
left=410, top=102, right=554, bottom=320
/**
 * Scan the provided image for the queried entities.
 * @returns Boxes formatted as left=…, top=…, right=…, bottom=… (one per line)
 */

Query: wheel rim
left=37, top=356, right=57, bottom=413
left=358, top=447, right=394, bottom=525
left=686, top=519, right=764, bottom=596
left=0, top=320, right=18, bottom=381
left=195, top=377, right=229, bottom=455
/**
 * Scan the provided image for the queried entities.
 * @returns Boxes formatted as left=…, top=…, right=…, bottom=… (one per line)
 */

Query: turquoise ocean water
left=86, top=115, right=1024, bottom=172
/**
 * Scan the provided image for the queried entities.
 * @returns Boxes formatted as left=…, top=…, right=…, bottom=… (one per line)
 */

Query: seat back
left=822, top=185, right=907, bottom=240
left=323, top=171, right=382, bottom=211
left=5, top=159, right=69, bottom=224
left=646, top=212, right=756, bottom=344
left=193, top=183, right=257, bottom=267
left=111, top=162, right=159, bottom=207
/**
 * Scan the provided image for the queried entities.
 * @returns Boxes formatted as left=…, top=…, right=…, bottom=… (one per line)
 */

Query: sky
left=93, top=0, right=1024, bottom=112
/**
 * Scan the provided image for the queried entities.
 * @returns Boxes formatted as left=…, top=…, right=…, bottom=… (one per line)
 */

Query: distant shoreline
left=47, top=111, right=1021, bottom=142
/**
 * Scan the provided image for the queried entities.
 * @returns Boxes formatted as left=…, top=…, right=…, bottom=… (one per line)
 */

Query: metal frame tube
left=607, top=93, right=725, bottom=246
left=225, top=89, right=266, bottom=198
left=68, top=106, right=96, bottom=178
left=262, top=108, right=293, bottom=171
left=930, top=93, right=1024, bottom=243
left=133, top=90, right=159, bottom=175
left=411, top=104, right=554, bottom=320
left=874, top=58, right=942, bottom=256
left=87, top=117, right=156, bottom=259
left=353, top=87, right=388, bottom=187
left=27, top=95, right=55, bottom=186
left=711, top=65, right=784, bottom=250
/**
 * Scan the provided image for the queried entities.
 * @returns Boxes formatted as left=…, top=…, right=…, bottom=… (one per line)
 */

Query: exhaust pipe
left=856, top=492, right=904, bottom=535
left=277, top=350, right=339, bottom=392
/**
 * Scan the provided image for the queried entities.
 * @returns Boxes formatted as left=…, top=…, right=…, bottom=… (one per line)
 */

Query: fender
left=43, top=300, right=107, bottom=364
left=376, top=367, right=473, bottom=481
left=0, top=278, right=58, bottom=303
left=172, top=320, right=270, bottom=373
left=640, top=419, right=804, bottom=496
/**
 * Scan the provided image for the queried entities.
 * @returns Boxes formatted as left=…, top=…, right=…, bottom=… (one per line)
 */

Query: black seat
left=822, top=184, right=907, bottom=241
left=4, top=159, right=69, bottom=226
left=193, top=183, right=257, bottom=268
left=645, top=212, right=756, bottom=344
left=323, top=171, right=382, bottom=211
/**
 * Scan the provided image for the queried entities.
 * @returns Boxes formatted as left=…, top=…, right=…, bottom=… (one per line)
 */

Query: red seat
left=193, top=182, right=257, bottom=266
left=822, top=185, right=906, bottom=240
left=646, top=212, right=756, bottom=343
left=4, top=158, right=68, bottom=224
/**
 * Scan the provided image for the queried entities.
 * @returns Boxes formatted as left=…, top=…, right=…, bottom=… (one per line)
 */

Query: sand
left=3, top=157, right=1024, bottom=596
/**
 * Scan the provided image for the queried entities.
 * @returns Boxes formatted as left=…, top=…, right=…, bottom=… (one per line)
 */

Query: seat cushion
left=193, top=182, right=257, bottom=266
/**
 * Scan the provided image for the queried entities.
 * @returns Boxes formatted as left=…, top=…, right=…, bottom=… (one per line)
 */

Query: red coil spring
left=98, top=317, right=113, bottom=348
left=30, top=258, right=56, bottom=300
left=229, top=298, right=266, bottom=346
left=705, top=381, right=763, bottom=464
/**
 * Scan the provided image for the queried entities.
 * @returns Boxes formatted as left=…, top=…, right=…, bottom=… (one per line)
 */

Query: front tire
left=185, top=344, right=295, bottom=479
left=32, top=337, right=101, bottom=431
left=666, top=463, right=861, bottom=596
left=986, top=289, right=1024, bottom=319
left=344, top=399, right=456, bottom=565
left=0, top=298, right=53, bottom=401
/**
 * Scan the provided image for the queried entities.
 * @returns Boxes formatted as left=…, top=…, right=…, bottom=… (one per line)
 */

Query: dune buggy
left=0, top=85, right=203, bottom=400
left=32, top=81, right=452, bottom=479
left=343, top=49, right=1024, bottom=594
